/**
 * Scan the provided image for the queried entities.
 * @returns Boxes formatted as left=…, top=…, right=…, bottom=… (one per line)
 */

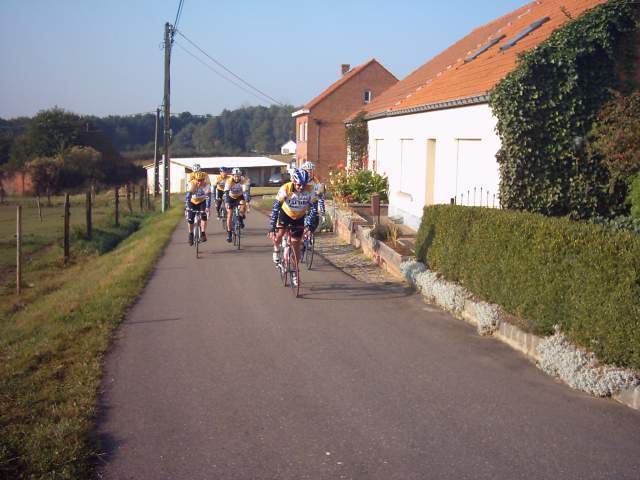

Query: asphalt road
left=96, top=212, right=640, bottom=480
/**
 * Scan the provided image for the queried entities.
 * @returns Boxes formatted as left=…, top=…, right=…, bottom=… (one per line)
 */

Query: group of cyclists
left=185, top=160, right=325, bottom=284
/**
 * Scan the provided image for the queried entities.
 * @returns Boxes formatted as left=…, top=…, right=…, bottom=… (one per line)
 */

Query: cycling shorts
left=186, top=202, right=208, bottom=223
left=277, top=210, right=305, bottom=238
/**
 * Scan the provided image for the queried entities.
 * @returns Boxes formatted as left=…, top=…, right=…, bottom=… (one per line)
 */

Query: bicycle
left=231, top=205, right=242, bottom=249
left=218, top=202, right=227, bottom=230
left=274, top=226, right=301, bottom=298
left=300, top=229, right=315, bottom=270
left=187, top=208, right=203, bottom=258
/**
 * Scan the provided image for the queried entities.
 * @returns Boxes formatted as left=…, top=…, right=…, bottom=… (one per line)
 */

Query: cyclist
left=214, top=166, right=230, bottom=218
left=186, top=170, right=211, bottom=245
left=301, top=161, right=325, bottom=233
left=188, top=163, right=212, bottom=189
left=223, top=167, right=251, bottom=243
left=269, top=168, right=318, bottom=284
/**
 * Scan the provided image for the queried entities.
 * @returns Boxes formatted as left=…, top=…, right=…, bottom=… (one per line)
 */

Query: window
left=400, top=139, right=414, bottom=194
left=363, top=90, right=372, bottom=104
left=500, top=17, right=550, bottom=51
left=299, top=122, right=304, bottom=143
left=303, top=122, right=308, bottom=142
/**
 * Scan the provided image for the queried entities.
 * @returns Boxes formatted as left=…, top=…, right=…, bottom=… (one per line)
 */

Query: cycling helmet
left=219, top=166, right=230, bottom=174
left=231, top=167, right=242, bottom=175
left=194, top=171, right=207, bottom=181
left=301, top=161, right=315, bottom=171
left=192, top=163, right=201, bottom=172
left=291, top=168, right=310, bottom=187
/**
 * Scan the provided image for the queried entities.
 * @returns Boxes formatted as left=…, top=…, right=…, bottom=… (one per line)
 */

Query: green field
left=0, top=194, right=127, bottom=269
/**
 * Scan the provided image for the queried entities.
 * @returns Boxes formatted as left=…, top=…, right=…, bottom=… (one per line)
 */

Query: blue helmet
left=219, top=166, right=230, bottom=174
left=291, top=168, right=310, bottom=187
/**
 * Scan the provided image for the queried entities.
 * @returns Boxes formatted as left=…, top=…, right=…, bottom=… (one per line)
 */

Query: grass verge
left=0, top=205, right=182, bottom=479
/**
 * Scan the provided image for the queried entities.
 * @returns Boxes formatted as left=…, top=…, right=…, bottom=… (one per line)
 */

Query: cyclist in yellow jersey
left=213, top=166, right=230, bottom=218
left=185, top=170, right=211, bottom=245
left=187, top=163, right=212, bottom=189
left=223, top=167, right=251, bottom=243
left=269, top=169, right=318, bottom=281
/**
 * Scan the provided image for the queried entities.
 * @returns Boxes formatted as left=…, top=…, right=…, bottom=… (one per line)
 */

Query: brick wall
left=1, top=171, right=34, bottom=196
left=295, top=62, right=397, bottom=180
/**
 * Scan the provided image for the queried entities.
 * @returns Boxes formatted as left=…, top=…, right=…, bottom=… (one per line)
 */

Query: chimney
left=341, top=64, right=350, bottom=76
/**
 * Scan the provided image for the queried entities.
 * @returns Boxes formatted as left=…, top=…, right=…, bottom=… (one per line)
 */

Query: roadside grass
left=0, top=204, right=182, bottom=479
left=251, top=186, right=279, bottom=196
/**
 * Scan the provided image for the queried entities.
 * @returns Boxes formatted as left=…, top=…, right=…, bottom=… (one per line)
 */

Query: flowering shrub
left=327, top=167, right=388, bottom=204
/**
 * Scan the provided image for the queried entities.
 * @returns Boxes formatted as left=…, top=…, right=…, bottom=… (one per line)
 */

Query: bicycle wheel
left=278, top=246, right=287, bottom=285
left=194, top=223, right=201, bottom=259
left=288, top=246, right=300, bottom=297
left=306, top=232, right=315, bottom=270
left=234, top=208, right=241, bottom=250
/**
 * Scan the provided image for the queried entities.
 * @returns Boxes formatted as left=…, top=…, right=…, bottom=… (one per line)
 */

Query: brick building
left=292, top=59, right=397, bottom=179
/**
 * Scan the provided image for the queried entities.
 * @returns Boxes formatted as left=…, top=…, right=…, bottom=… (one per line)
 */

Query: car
left=267, top=172, right=290, bottom=186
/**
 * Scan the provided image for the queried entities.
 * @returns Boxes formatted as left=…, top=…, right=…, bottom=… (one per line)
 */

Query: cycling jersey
left=188, top=172, right=212, bottom=188
left=223, top=177, right=251, bottom=203
left=270, top=182, right=318, bottom=230
left=186, top=180, right=211, bottom=208
left=214, top=173, right=228, bottom=191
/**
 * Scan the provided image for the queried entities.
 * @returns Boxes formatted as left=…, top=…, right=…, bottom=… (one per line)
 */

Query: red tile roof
left=304, top=59, right=397, bottom=110
left=356, top=0, right=608, bottom=120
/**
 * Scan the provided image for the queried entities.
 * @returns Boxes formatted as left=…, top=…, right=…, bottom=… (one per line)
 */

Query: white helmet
left=192, top=163, right=201, bottom=172
left=301, top=161, right=315, bottom=171
left=231, top=167, right=242, bottom=175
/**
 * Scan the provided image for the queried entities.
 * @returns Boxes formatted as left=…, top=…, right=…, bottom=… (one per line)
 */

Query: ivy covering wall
left=489, top=0, right=639, bottom=219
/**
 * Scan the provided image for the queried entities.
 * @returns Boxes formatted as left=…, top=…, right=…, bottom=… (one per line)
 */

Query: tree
left=27, top=156, right=61, bottom=205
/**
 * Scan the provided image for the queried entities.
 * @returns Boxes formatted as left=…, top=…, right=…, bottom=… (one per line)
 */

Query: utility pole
left=162, top=22, right=172, bottom=212
left=153, top=107, right=160, bottom=197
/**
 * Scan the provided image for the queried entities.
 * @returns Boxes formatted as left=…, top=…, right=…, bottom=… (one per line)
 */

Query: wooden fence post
left=115, top=187, right=120, bottom=227
left=126, top=184, right=133, bottom=214
left=16, top=205, right=22, bottom=295
left=36, top=195, right=43, bottom=223
left=139, top=183, right=144, bottom=211
left=64, top=193, right=70, bottom=264
left=86, top=190, right=92, bottom=240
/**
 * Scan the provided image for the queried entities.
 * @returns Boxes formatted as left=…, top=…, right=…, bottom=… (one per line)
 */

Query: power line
left=175, top=29, right=284, bottom=106
left=174, top=41, right=273, bottom=106
left=173, top=0, right=185, bottom=31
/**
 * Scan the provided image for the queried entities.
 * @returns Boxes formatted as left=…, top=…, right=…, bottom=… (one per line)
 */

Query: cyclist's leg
left=225, top=198, right=235, bottom=241
left=290, top=219, right=305, bottom=263
left=200, top=204, right=208, bottom=241
left=239, top=200, right=246, bottom=227
left=186, top=207, right=196, bottom=244
left=215, top=190, right=223, bottom=217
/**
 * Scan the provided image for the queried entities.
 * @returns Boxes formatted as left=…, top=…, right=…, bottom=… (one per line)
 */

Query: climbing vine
left=489, top=0, right=639, bottom=219
left=345, top=111, right=369, bottom=171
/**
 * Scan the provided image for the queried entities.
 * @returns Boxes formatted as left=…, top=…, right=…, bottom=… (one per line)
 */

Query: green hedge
left=415, top=205, right=640, bottom=369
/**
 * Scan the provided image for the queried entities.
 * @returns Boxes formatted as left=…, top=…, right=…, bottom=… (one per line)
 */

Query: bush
left=327, top=168, right=388, bottom=203
left=629, top=174, right=640, bottom=219
left=415, top=205, right=640, bottom=369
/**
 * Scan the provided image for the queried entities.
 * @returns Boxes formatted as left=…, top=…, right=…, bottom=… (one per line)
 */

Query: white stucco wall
left=367, top=103, right=501, bottom=229
left=146, top=162, right=187, bottom=194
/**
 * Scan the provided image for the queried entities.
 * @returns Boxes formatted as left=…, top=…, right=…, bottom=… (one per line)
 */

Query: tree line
left=0, top=104, right=296, bottom=163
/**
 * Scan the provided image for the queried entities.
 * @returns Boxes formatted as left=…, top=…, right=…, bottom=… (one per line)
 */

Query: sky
left=0, top=0, right=528, bottom=119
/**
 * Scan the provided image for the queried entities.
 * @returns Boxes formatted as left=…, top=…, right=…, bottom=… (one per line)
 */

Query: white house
left=280, top=140, right=296, bottom=155
left=351, top=0, right=607, bottom=229
left=144, top=156, right=289, bottom=193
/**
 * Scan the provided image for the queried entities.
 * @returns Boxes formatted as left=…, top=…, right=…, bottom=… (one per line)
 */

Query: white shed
left=280, top=140, right=296, bottom=155
left=144, top=156, right=289, bottom=193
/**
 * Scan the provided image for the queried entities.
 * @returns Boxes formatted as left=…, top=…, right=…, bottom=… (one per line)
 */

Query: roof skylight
left=464, top=35, right=506, bottom=63
left=500, top=16, right=550, bottom=51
